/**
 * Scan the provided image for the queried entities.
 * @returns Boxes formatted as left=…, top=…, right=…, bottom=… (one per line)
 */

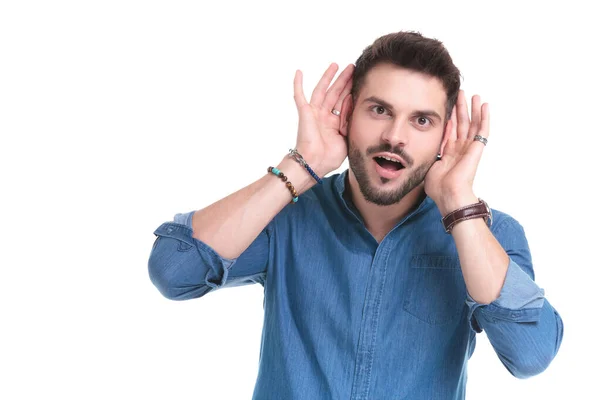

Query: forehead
left=358, top=63, right=447, bottom=115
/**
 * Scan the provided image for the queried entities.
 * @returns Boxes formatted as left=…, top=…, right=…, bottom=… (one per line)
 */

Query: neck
left=346, top=169, right=427, bottom=239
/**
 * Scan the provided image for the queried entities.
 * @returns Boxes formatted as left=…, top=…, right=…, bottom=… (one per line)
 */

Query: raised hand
left=293, top=63, right=354, bottom=177
left=424, top=90, right=490, bottom=215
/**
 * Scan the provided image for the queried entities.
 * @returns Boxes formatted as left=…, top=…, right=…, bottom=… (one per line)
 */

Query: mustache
left=366, top=143, right=414, bottom=167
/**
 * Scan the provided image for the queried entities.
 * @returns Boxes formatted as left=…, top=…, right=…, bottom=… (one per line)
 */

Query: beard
left=347, top=136, right=436, bottom=206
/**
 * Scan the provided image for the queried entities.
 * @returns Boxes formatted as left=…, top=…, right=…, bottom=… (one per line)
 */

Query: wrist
left=441, top=197, right=492, bottom=234
left=276, top=156, right=317, bottom=195
left=292, top=146, right=329, bottom=178
left=435, top=192, right=479, bottom=217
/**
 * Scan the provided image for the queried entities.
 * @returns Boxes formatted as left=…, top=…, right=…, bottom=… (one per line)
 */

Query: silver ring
left=473, top=134, right=488, bottom=146
left=331, top=108, right=341, bottom=116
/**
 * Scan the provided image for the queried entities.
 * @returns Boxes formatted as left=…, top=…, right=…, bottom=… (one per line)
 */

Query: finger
left=323, top=64, right=354, bottom=112
left=456, top=90, right=470, bottom=140
left=468, top=95, right=482, bottom=138
left=310, top=63, right=339, bottom=106
left=464, top=139, right=485, bottom=169
left=331, top=75, right=353, bottom=116
left=478, top=102, right=490, bottom=139
left=293, top=70, right=308, bottom=109
left=465, top=103, right=490, bottom=165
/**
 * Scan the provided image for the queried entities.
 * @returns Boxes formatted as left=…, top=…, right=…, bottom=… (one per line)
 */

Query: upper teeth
left=378, top=156, right=400, bottom=163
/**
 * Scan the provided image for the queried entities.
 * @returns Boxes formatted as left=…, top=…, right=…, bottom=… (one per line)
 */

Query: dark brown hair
left=351, top=31, right=461, bottom=121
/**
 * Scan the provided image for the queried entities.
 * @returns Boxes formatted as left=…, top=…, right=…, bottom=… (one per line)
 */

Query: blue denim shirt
left=148, top=170, right=563, bottom=400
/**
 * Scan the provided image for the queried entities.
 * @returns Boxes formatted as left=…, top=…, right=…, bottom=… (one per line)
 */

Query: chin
left=357, top=162, right=430, bottom=206
left=347, top=141, right=432, bottom=206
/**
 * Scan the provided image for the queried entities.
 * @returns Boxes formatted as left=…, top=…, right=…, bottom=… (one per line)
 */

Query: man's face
left=346, top=63, right=447, bottom=206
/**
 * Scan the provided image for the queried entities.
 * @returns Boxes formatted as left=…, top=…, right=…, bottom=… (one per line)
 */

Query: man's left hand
left=424, top=90, right=490, bottom=216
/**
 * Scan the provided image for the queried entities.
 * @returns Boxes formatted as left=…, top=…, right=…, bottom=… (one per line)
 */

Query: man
left=148, top=31, right=563, bottom=399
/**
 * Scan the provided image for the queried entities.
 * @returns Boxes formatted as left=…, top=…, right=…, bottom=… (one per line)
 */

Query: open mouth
left=373, top=155, right=405, bottom=172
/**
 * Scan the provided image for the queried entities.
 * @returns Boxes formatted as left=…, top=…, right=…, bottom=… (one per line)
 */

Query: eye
left=415, top=116, right=432, bottom=127
left=370, top=105, right=391, bottom=117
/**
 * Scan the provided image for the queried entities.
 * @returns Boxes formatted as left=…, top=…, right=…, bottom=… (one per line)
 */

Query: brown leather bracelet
left=441, top=198, right=492, bottom=233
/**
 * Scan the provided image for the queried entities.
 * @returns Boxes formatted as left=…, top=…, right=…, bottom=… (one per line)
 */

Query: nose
left=380, top=118, right=409, bottom=147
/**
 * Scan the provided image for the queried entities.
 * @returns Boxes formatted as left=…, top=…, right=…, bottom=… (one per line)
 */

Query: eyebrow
left=363, top=96, right=443, bottom=122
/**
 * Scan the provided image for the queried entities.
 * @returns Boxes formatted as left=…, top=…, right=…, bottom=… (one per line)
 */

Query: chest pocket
left=402, top=255, right=467, bottom=325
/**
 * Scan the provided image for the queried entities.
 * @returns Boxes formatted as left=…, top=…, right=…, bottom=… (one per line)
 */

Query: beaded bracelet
left=268, top=167, right=299, bottom=204
left=288, top=148, right=322, bottom=184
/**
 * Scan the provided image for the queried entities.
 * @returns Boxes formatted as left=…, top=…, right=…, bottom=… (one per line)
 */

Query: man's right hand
left=293, top=63, right=354, bottom=178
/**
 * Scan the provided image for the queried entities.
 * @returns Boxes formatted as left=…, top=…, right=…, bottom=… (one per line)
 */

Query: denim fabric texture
left=148, top=169, right=563, bottom=400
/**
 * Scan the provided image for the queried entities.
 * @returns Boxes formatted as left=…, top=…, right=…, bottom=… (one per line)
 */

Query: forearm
left=192, top=156, right=316, bottom=259
left=438, top=194, right=509, bottom=304
left=451, top=216, right=509, bottom=304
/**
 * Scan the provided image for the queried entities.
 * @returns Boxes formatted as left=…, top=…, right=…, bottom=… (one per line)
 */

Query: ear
left=339, top=94, right=354, bottom=137
left=438, top=119, right=452, bottom=157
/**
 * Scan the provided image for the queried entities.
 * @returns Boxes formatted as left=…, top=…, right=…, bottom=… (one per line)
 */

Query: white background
left=1, top=0, right=598, bottom=398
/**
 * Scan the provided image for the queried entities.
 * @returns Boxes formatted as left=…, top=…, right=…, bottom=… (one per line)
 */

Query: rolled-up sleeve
left=465, top=217, right=564, bottom=379
left=466, top=259, right=545, bottom=332
left=148, top=210, right=272, bottom=300
left=173, top=210, right=196, bottom=228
